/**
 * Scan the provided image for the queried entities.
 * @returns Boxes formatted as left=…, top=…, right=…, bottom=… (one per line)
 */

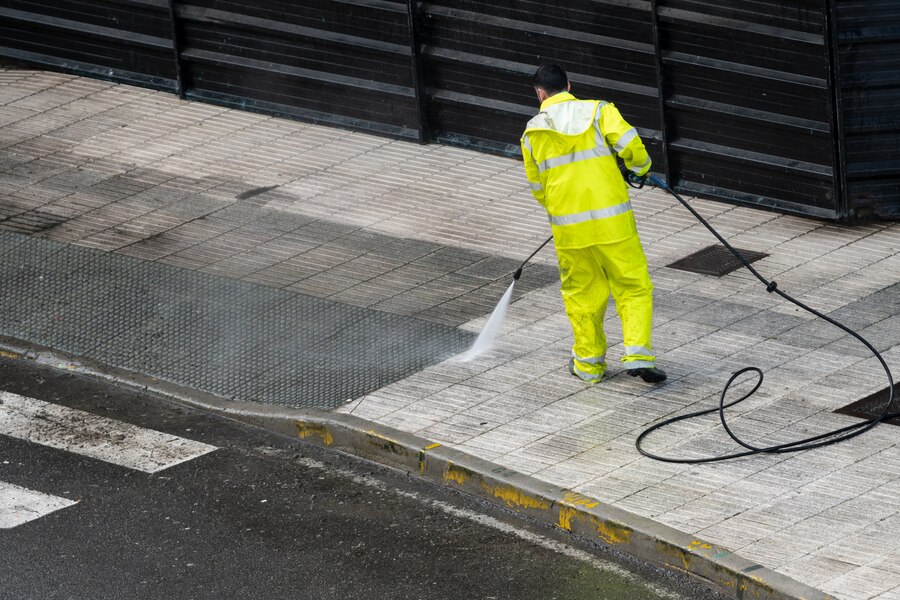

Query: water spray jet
left=462, top=235, right=553, bottom=362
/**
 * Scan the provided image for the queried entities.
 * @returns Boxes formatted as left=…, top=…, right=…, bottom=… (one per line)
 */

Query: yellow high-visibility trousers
left=556, top=235, right=655, bottom=382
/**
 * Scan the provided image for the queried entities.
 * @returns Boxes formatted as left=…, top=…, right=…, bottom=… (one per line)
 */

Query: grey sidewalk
left=3, top=68, right=900, bottom=600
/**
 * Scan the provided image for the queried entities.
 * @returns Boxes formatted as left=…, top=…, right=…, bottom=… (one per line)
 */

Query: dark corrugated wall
left=834, top=0, right=900, bottom=219
left=1, top=0, right=898, bottom=221
left=0, top=0, right=177, bottom=91
left=175, top=0, right=423, bottom=139
left=419, top=0, right=664, bottom=173
left=655, top=0, right=839, bottom=218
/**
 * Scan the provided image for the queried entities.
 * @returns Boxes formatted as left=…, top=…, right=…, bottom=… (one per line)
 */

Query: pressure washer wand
left=513, top=235, right=554, bottom=280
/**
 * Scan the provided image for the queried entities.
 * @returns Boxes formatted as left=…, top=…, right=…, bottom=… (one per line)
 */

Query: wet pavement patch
left=0, top=181, right=559, bottom=328
left=0, top=232, right=474, bottom=408
left=0, top=210, right=68, bottom=234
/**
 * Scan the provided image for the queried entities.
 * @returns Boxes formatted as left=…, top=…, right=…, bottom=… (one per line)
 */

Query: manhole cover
left=834, top=384, right=900, bottom=426
left=667, top=245, right=767, bottom=277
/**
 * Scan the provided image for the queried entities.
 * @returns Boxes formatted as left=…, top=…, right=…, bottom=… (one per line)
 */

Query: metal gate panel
left=835, top=0, right=900, bottom=219
left=175, top=0, right=421, bottom=139
left=421, top=0, right=665, bottom=164
left=656, top=0, right=839, bottom=218
left=0, top=0, right=176, bottom=90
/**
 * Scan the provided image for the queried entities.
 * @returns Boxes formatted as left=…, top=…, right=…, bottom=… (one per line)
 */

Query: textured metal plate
left=834, top=385, right=900, bottom=426
left=0, top=231, right=474, bottom=409
left=666, top=244, right=767, bottom=277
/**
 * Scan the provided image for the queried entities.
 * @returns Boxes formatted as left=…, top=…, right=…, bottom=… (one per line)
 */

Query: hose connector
left=766, top=281, right=778, bottom=293
left=648, top=173, right=669, bottom=191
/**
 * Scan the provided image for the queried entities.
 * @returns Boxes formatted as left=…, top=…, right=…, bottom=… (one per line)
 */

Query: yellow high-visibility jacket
left=521, top=92, right=652, bottom=249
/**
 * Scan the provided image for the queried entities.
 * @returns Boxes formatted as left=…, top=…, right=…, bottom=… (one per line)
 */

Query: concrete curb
left=0, top=335, right=834, bottom=600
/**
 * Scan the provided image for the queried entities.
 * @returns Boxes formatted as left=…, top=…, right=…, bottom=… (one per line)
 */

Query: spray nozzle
left=513, top=267, right=523, bottom=280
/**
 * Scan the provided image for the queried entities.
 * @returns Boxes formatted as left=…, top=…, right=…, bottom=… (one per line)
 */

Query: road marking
left=293, top=456, right=688, bottom=600
left=0, top=392, right=217, bottom=473
left=0, top=481, right=78, bottom=528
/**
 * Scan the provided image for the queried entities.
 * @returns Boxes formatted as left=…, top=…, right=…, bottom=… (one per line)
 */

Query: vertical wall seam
left=649, top=0, right=673, bottom=189
left=406, top=0, right=429, bottom=144
left=167, top=0, right=185, bottom=98
left=824, top=0, right=849, bottom=220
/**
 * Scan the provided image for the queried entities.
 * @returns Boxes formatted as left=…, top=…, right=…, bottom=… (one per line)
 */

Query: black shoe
left=627, top=367, right=667, bottom=383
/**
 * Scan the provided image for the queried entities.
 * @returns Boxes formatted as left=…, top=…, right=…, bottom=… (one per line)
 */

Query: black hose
left=634, top=173, right=897, bottom=463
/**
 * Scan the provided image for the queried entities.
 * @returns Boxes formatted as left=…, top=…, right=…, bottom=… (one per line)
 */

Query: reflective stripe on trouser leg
left=594, top=235, right=655, bottom=369
left=571, top=350, right=605, bottom=382
left=557, top=246, right=610, bottom=381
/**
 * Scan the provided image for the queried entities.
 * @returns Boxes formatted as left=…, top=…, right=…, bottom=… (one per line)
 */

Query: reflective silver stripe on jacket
left=624, top=345, right=653, bottom=356
left=548, top=200, right=633, bottom=226
left=630, top=157, right=651, bottom=175
left=613, top=128, right=638, bottom=153
left=528, top=181, right=543, bottom=191
left=573, top=350, right=605, bottom=365
left=522, top=135, right=534, bottom=160
left=536, top=121, right=611, bottom=174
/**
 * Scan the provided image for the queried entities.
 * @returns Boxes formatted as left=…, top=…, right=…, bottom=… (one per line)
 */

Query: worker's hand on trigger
left=626, top=171, right=647, bottom=189
left=618, top=162, right=646, bottom=189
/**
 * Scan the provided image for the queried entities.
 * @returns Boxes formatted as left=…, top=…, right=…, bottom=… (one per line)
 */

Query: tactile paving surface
left=0, top=232, right=474, bottom=408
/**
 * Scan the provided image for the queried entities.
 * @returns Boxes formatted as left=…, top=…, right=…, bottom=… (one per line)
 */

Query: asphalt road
left=0, top=357, right=728, bottom=600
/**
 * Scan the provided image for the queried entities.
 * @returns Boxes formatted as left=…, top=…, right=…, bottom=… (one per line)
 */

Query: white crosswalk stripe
left=0, top=392, right=218, bottom=473
left=0, top=392, right=219, bottom=529
left=0, top=481, right=78, bottom=529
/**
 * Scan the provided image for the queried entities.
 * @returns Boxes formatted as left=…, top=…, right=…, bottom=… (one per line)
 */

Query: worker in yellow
left=521, top=63, right=666, bottom=384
